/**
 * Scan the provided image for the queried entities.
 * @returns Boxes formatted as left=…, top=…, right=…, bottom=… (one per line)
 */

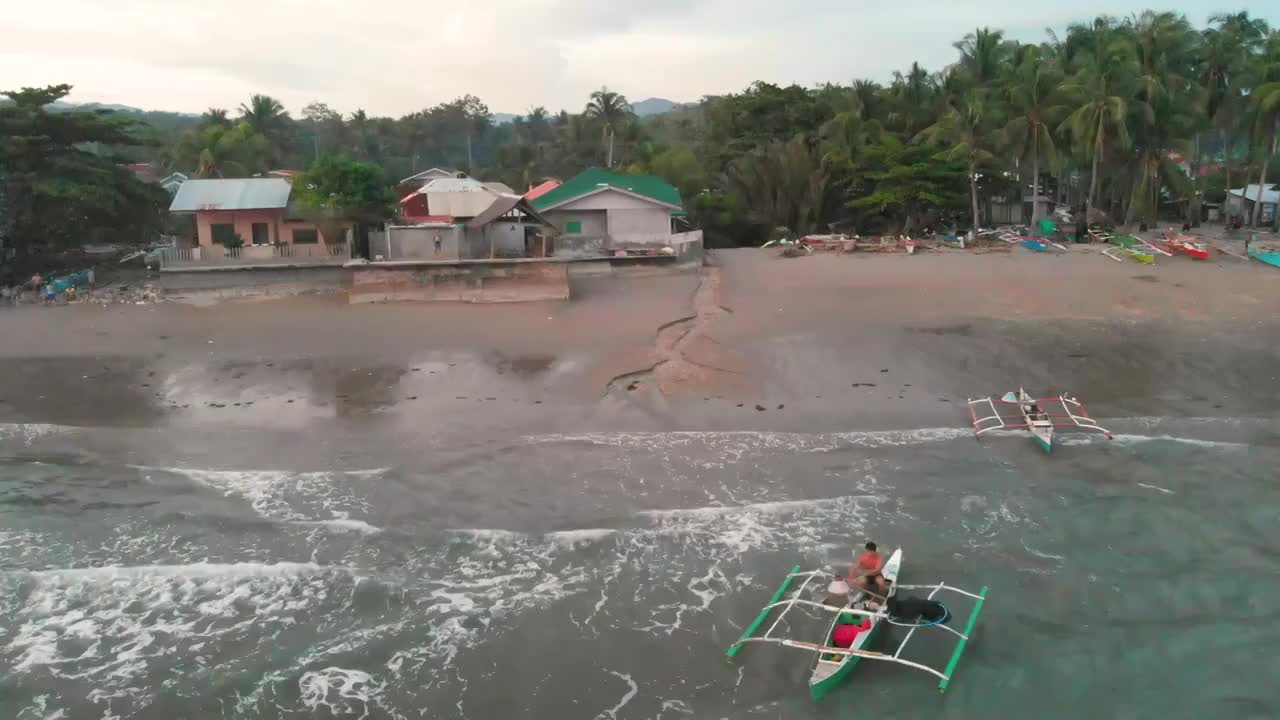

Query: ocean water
left=2, top=418, right=1278, bottom=719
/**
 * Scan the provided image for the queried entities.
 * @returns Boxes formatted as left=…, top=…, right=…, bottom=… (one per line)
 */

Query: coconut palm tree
left=1004, top=45, right=1064, bottom=225
left=238, top=94, right=290, bottom=162
left=201, top=108, right=231, bottom=128
left=1123, top=11, right=1197, bottom=225
left=920, top=92, right=998, bottom=233
left=1247, top=34, right=1280, bottom=227
left=725, top=138, right=830, bottom=235
left=954, top=27, right=1009, bottom=89
left=1059, top=30, right=1138, bottom=219
left=584, top=87, right=632, bottom=167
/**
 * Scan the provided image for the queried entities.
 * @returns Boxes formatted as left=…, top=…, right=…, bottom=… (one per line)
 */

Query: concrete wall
left=371, top=226, right=462, bottom=261
left=193, top=210, right=352, bottom=247
left=158, top=266, right=345, bottom=303
left=486, top=222, right=525, bottom=258
left=348, top=261, right=570, bottom=303
left=547, top=209, right=607, bottom=238
left=607, top=208, right=671, bottom=244
left=544, top=190, right=674, bottom=246
left=556, top=236, right=608, bottom=258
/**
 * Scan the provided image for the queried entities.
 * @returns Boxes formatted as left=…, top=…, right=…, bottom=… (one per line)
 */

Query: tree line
left=4, top=9, right=1280, bottom=270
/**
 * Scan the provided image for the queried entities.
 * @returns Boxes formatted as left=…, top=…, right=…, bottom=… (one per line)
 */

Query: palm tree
left=1123, top=11, right=1197, bottom=225
left=201, top=108, right=230, bottom=127
left=726, top=138, right=830, bottom=235
left=1059, top=32, right=1137, bottom=219
left=237, top=94, right=290, bottom=163
left=920, top=92, right=998, bottom=234
left=238, top=94, right=288, bottom=135
left=954, top=27, right=1008, bottom=89
left=1247, top=34, right=1280, bottom=227
left=584, top=87, right=632, bottom=167
left=1004, top=45, right=1063, bottom=225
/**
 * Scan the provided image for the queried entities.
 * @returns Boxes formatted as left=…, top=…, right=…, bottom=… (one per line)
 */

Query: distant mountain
left=632, top=97, right=677, bottom=117
left=491, top=112, right=518, bottom=125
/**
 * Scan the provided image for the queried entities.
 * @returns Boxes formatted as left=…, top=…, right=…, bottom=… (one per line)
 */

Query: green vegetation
left=5, top=10, right=1280, bottom=266
left=0, top=84, right=167, bottom=275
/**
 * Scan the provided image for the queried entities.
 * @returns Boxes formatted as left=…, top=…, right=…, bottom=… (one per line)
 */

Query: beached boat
left=1160, top=230, right=1211, bottom=260
left=1101, top=242, right=1155, bottom=264
left=726, top=549, right=989, bottom=699
left=968, top=388, right=1112, bottom=453
left=1249, top=245, right=1280, bottom=268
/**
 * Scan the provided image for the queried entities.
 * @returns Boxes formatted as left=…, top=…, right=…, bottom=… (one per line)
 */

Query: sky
left=1, top=1, right=1276, bottom=117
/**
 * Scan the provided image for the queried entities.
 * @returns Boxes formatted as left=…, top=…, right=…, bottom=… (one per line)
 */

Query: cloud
left=0, top=0, right=1274, bottom=115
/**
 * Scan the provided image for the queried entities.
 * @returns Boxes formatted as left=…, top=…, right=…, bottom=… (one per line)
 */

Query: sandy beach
left=2, top=247, right=1277, bottom=438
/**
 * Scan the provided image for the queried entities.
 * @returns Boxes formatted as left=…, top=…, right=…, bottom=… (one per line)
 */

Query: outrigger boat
left=1249, top=243, right=1280, bottom=268
left=1159, top=230, right=1211, bottom=260
left=726, top=549, right=989, bottom=699
left=968, top=388, right=1112, bottom=453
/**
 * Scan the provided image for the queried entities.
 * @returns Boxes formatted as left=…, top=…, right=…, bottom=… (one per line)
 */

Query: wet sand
left=2, top=248, right=1277, bottom=440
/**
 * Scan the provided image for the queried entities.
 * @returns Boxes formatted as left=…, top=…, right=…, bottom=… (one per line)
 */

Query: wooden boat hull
left=809, top=549, right=902, bottom=700
left=1031, top=426, right=1053, bottom=454
left=1249, top=247, right=1280, bottom=268
left=1163, top=239, right=1210, bottom=259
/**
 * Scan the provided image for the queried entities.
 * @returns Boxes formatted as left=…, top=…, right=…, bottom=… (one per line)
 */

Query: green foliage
left=0, top=84, right=168, bottom=274
left=294, top=156, right=394, bottom=219
left=849, top=134, right=968, bottom=232
left=47, top=10, right=1280, bottom=251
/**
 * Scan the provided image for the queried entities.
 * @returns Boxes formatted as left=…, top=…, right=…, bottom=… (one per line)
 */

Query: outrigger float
left=726, top=549, right=989, bottom=699
left=968, top=388, right=1112, bottom=453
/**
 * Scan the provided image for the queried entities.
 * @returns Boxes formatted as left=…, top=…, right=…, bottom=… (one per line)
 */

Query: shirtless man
left=848, top=541, right=887, bottom=597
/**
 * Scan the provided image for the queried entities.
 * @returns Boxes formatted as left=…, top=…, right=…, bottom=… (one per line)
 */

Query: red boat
left=1161, top=230, right=1211, bottom=260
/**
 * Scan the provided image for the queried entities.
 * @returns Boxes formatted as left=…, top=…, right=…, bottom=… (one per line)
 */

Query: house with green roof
left=530, top=168, right=684, bottom=254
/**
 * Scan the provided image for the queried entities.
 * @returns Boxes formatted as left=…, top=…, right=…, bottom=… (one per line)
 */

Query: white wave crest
left=298, top=667, right=384, bottom=720
left=136, top=466, right=386, bottom=531
left=0, top=422, right=71, bottom=445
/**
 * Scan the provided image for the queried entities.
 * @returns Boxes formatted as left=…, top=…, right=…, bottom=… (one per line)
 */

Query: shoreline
left=1, top=248, right=1278, bottom=443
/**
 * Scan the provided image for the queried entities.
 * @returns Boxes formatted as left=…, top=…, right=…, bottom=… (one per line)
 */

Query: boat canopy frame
left=967, top=391, right=1112, bottom=438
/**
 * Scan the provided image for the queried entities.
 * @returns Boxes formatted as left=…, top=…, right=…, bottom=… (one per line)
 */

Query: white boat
left=968, top=388, right=1112, bottom=453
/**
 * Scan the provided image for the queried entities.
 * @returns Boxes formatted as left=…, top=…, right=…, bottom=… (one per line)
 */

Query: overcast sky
left=2, top=1, right=1276, bottom=117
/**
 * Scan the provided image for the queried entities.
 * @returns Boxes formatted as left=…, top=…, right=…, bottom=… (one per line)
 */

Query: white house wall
left=607, top=208, right=671, bottom=244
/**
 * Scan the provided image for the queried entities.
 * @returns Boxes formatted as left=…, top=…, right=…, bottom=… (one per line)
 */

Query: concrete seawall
left=347, top=261, right=571, bottom=303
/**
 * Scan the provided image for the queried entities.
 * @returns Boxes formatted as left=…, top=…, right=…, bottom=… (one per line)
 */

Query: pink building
left=169, top=178, right=351, bottom=247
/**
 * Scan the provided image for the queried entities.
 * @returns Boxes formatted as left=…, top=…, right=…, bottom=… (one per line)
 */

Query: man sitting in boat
left=849, top=542, right=888, bottom=597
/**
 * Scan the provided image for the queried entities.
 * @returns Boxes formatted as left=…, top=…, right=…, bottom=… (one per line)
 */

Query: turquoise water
left=1, top=418, right=1278, bottom=719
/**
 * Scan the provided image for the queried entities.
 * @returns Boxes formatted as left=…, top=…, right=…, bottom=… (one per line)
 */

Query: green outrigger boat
left=726, top=549, right=988, bottom=699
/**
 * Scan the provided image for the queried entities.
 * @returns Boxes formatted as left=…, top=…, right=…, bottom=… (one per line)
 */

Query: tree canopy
left=8, top=10, right=1280, bottom=266
left=0, top=84, right=167, bottom=275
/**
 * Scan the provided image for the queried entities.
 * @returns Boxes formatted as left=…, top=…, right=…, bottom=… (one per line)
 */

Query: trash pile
left=2, top=269, right=163, bottom=307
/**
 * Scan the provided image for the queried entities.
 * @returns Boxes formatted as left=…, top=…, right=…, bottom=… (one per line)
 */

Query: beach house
left=530, top=168, right=685, bottom=255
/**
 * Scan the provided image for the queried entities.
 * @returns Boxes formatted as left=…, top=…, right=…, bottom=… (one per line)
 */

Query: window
left=210, top=223, right=236, bottom=245
left=292, top=228, right=319, bottom=244
left=565, top=220, right=582, bottom=234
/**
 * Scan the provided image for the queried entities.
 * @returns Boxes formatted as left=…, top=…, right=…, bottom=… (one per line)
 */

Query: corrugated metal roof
left=418, top=177, right=496, bottom=218
left=466, top=194, right=556, bottom=229
left=525, top=179, right=561, bottom=200
left=421, top=177, right=488, bottom=193
left=170, top=178, right=292, bottom=212
left=1230, top=184, right=1278, bottom=205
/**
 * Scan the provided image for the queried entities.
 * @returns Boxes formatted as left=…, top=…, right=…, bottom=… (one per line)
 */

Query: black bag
left=887, top=595, right=949, bottom=624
